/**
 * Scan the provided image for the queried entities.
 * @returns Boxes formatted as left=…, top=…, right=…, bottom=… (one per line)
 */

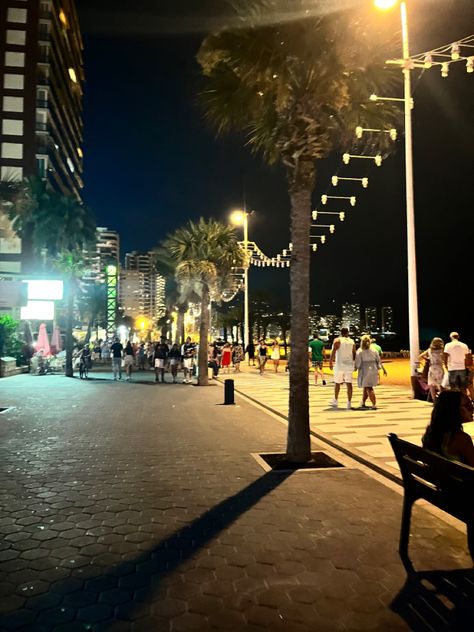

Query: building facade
left=121, top=251, right=166, bottom=323
left=83, top=227, right=120, bottom=286
left=364, top=306, right=377, bottom=332
left=0, top=0, right=84, bottom=275
left=382, top=306, right=394, bottom=333
left=341, top=303, right=361, bottom=332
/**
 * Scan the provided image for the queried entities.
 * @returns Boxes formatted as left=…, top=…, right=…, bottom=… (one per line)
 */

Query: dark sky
left=76, top=0, right=474, bottom=345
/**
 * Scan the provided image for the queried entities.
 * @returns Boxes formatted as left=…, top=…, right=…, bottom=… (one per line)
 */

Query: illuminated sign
left=24, top=280, right=63, bottom=300
left=20, top=301, right=55, bottom=321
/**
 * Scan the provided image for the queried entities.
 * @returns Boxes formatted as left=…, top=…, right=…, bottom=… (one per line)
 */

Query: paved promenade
left=0, top=373, right=473, bottom=631
left=222, top=365, right=474, bottom=480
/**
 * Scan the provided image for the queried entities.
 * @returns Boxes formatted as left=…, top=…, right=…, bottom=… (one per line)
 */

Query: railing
left=36, top=122, right=48, bottom=132
left=36, top=99, right=48, bottom=108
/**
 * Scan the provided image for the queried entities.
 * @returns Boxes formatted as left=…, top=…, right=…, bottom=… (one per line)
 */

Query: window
left=2, top=143, right=23, bottom=160
left=4, top=74, right=24, bottom=90
left=1, top=166, right=23, bottom=181
left=3, top=96, right=24, bottom=112
left=36, top=156, right=48, bottom=178
left=7, top=8, right=28, bottom=23
left=5, top=52, right=25, bottom=67
left=2, top=120, right=24, bottom=136
left=6, top=30, right=26, bottom=45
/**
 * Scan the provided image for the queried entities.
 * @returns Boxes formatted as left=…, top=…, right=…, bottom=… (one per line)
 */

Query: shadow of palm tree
left=0, top=470, right=292, bottom=629
left=391, top=568, right=474, bottom=630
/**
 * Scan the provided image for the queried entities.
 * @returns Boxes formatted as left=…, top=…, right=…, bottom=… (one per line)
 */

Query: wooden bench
left=388, top=433, right=474, bottom=571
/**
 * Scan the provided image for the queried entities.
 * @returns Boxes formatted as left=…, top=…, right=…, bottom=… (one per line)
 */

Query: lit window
left=2, top=120, right=24, bottom=136
left=77, top=147, right=83, bottom=158
left=7, top=8, right=28, bottom=24
left=67, top=157, right=75, bottom=173
left=59, top=9, right=67, bottom=27
left=2, top=143, right=24, bottom=159
left=68, top=67, right=77, bottom=83
left=6, top=30, right=26, bottom=45
left=1, top=166, right=23, bottom=181
left=5, top=51, right=25, bottom=67
left=4, top=74, right=24, bottom=90
left=3, top=96, right=24, bottom=112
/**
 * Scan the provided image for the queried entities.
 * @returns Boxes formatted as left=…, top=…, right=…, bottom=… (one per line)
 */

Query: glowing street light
left=375, top=0, right=420, bottom=386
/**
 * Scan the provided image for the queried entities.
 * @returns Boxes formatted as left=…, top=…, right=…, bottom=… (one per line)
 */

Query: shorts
left=124, top=355, right=134, bottom=367
left=312, top=361, right=323, bottom=369
left=154, top=359, right=165, bottom=369
left=333, top=369, right=353, bottom=384
left=183, top=358, right=193, bottom=370
left=448, top=369, right=468, bottom=390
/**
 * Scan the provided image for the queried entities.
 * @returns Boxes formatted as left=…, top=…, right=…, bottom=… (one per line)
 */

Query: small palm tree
left=198, top=0, right=401, bottom=461
left=54, top=251, right=85, bottom=377
left=163, top=218, right=245, bottom=385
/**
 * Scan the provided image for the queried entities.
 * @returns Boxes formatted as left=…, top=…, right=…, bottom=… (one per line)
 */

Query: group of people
left=245, top=340, right=282, bottom=374
left=419, top=331, right=473, bottom=402
left=324, top=328, right=387, bottom=410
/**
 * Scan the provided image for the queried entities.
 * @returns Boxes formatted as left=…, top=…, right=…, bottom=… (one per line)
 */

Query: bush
left=0, top=315, right=23, bottom=365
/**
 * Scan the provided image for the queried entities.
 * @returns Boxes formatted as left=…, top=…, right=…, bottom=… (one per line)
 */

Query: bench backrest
left=388, top=433, right=474, bottom=519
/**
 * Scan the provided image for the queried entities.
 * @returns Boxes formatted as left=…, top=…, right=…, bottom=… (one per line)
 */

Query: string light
left=451, top=42, right=460, bottom=61
left=441, top=62, right=449, bottom=78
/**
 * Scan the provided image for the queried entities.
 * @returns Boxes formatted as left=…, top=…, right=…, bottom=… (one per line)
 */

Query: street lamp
left=230, top=209, right=250, bottom=349
left=375, top=0, right=420, bottom=389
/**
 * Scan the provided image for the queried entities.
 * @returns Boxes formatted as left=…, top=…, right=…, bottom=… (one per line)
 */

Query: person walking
left=355, top=335, right=385, bottom=409
left=329, top=328, right=356, bottom=409
left=257, top=339, right=268, bottom=375
left=232, top=342, right=244, bottom=372
left=110, top=337, right=123, bottom=381
left=220, top=343, right=232, bottom=374
left=208, top=342, right=219, bottom=379
left=246, top=340, right=256, bottom=366
left=419, top=337, right=446, bottom=402
left=154, top=336, right=169, bottom=383
left=181, top=337, right=196, bottom=384
left=168, top=343, right=181, bottom=383
left=444, top=332, right=470, bottom=392
left=123, top=341, right=135, bottom=381
left=137, top=343, right=146, bottom=370
left=270, top=340, right=281, bottom=372
left=308, top=333, right=326, bottom=386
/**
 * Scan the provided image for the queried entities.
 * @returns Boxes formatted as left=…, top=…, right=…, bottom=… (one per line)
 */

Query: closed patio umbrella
left=36, top=323, right=51, bottom=357
left=50, top=325, right=62, bottom=355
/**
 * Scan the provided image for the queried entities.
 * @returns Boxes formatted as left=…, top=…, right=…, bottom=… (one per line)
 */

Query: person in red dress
left=221, top=343, right=232, bottom=373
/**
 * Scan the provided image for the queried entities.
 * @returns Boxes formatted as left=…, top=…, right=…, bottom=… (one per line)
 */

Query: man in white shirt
left=329, top=327, right=356, bottom=409
left=444, top=332, right=470, bottom=390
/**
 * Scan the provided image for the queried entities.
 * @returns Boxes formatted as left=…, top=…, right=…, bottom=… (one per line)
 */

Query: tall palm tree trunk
left=65, top=280, right=75, bottom=377
left=198, top=285, right=210, bottom=386
left=286, top=160, right=314, bottom=462
left=176, top=306, right=186, bottom=345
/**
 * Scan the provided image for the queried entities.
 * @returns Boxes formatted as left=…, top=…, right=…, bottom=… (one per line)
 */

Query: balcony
left=36, top=99, right=48, bottom=109
left=36, top=122, right=48, bottom=132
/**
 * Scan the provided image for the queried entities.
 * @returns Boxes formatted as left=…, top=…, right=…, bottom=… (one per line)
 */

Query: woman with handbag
left=419, top=337, right=445, bottom=402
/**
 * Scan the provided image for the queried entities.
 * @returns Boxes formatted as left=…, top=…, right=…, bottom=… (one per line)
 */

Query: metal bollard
left=224, top=379, right=235, bottom=405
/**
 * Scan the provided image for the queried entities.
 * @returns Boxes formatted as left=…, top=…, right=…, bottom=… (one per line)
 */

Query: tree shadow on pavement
left=0, top=470, right=293, bottom=630
left=391, top=568, right=474, bottom=631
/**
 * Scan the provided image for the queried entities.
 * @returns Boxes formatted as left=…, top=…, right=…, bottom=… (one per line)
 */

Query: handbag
left=421, top=358, right=430, bottom=381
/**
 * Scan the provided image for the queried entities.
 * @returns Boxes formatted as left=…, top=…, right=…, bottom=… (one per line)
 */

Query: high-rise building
left=122, top=251, right=166, bottom=323
left=364, top=306, right=377, bottom=332
left=382, top=306, right=393, bottom=332
left=1, top=0, right=84, bottom=275
left=320, top=314, right=338, bottom=333
left=308, top=303, right=320, bottom=335
left=0, top=0, right=84, bottom=199
left=83, top=227, right=120, bottom=285
left=341, top=303, right=361, bottom=332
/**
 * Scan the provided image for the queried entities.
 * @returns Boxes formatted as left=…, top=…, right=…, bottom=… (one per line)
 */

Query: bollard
left=224, top=379, right=235, bottom=405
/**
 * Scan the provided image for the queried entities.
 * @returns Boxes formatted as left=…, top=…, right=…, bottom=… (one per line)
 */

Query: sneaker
left=346, top=402, right=352, bottom=410
left=359, top=402, right=367, bottom=409
left=330, top=399, right=338, bottom=408
left=369, top=405, right=377, bottom=410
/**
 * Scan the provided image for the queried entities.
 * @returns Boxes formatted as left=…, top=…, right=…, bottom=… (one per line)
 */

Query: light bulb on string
left=339, top=212, right=345, bottom=221
left=331, top=176, right=338, bottom=186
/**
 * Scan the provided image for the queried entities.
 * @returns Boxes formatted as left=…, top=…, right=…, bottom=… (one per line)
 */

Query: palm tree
left=54, top=251, right=85, bottom=377
left=163, top=218, right=245, bottom=386
left=197, top=0, right=401, bottom=461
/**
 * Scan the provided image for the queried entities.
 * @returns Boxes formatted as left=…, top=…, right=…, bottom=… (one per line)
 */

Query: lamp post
left=230, top=210, right=250, bottom=350
left=375, top=0, right=420, bottom=388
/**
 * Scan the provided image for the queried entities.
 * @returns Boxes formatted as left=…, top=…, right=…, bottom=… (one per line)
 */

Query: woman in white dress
left=419, top=337, right=445, bottom=402
left=270, top=340, right=280, bottom=372
left=355, top=335, right=385, bottom=409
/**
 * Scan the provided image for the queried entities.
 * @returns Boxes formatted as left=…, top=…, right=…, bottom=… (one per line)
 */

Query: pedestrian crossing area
left=225, top=371, right=474, bottom=479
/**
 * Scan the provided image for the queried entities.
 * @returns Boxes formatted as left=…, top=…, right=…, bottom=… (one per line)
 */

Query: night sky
left=77, top=0, right=474, bottom=346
